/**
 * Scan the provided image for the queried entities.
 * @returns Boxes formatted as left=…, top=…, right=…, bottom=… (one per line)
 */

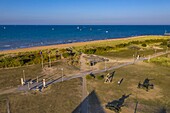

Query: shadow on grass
left=72, top=90, right=105, bottom=113
left=105, top=94, right=131, bottom=112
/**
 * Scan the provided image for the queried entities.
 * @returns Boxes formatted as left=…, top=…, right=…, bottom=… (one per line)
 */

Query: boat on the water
left=164, top=30, right=170, bottom=36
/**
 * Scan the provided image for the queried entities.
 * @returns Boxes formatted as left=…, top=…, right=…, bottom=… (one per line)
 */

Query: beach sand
left=0, top=35, right=168, bottom=54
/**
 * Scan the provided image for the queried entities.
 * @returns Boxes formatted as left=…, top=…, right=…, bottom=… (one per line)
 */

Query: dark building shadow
left=72, top=90, right=105, bottom=113
left=156, top=107, right=167, bottom=113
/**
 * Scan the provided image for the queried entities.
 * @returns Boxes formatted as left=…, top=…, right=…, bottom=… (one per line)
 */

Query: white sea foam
left=3, top=45, right=11, bottom=47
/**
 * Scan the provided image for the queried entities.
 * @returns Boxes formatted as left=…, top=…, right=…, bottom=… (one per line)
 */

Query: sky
left=0, top=0, right=170, bottom=25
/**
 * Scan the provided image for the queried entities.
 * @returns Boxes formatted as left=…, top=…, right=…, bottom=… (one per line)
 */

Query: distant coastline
left=1, top=25, right=170, bottom=51
left=0, top=35, right=168, bottom=54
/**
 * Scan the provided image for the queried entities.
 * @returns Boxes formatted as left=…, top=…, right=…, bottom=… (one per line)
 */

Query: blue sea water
left=0, top=25, right=170, bottom=51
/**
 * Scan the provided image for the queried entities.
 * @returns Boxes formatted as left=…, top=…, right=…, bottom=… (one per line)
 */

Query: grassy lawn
left=96, top=47, right=166, bottom=60
left=0, top=78, right=82, bottom=113
left=86, top=62, right=170, bottom=113
left=0, top=99, right=7, bottom=113
left=0, top=61, right=79, bottom=90
left=148, top=53, right=170, bottom=67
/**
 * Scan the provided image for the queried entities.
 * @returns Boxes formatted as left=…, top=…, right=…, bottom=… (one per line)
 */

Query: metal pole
left=23, top=70, right=25, bottom=82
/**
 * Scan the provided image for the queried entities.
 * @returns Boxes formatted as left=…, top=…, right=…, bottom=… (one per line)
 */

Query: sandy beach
left=0, top=35, right=167, bottom=54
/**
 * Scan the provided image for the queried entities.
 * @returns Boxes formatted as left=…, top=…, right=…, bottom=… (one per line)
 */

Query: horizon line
left=1, top=24, right=170, bottom=26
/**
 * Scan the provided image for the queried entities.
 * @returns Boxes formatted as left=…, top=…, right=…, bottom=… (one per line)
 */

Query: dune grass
left=148, top=53, right=170, bottom=67
left=76, top=35, right=170, bottom=49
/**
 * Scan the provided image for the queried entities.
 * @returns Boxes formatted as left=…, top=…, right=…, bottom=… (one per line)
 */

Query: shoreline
left=0, top=35, right=168, bottom=54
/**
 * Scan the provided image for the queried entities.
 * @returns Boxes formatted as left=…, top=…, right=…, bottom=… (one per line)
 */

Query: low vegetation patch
left=0, top=78, right=82, bottom=113
left=148, top=55, right=170, bottom=67
left=0, top=36, right=169, bottom=68
left=0, top=48, right=81, bottom=68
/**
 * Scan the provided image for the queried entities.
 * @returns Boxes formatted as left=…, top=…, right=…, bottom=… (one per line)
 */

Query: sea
left=0, top=25, right=170, bottom=51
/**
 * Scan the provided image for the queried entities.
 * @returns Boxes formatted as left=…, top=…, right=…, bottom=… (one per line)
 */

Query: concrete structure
left=43, top=79, right=46, bottom=87
left=21, top=78, right=24, bottom=86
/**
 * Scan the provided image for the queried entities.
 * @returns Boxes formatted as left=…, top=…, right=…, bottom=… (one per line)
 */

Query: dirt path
left=0, top=88, right=18, bottom=95
left=80, top=54, right=91, bottom=71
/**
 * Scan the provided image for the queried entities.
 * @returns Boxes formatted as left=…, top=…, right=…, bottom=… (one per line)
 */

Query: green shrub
left=95, top=46, right=114, bottom=53
left=96, top=75, right=104, bottom=80
left=86, top=74, right=93, bottom=80
left=167, top=44, right=170, bottom=48
left=115, top=43, right=129, bottom=48
left=149, top=57, right=170, bottom=67
left=62, top=53, right=69, bottom=58
left=142, top=43, right=147, bottom=47
left=84, top=48, right=97, bottom=54
left=160, top=41, right=168, bottom=46
left=129, top=40, right=141, bottom=45
left=0, top=47, right=80, bottom=68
